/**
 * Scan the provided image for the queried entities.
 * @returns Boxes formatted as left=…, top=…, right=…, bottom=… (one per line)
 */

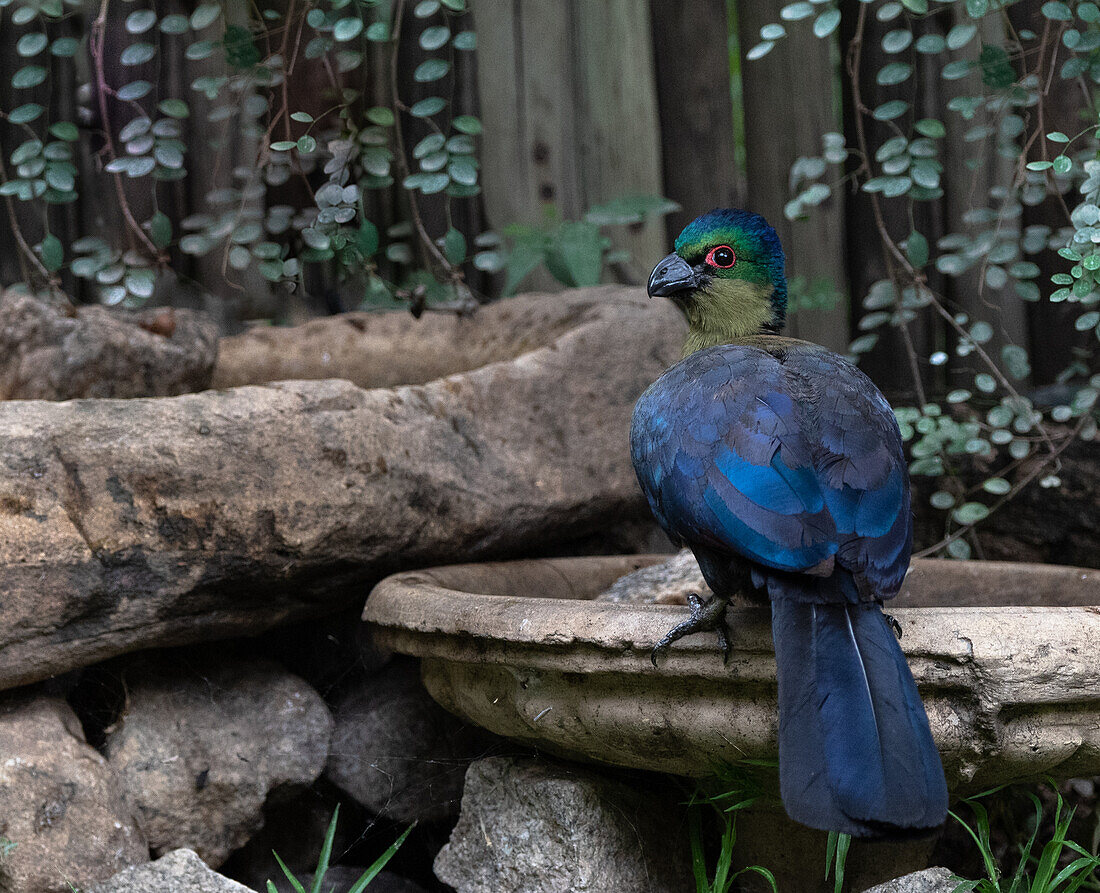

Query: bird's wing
left=630, top=345, right=911, bottom=598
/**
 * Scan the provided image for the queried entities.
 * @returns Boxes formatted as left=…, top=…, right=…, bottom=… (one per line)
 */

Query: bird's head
left=648, top=208, right=787, bottom=355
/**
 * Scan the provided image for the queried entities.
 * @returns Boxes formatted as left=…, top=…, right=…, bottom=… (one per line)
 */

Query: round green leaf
left=334, top=17, right=364, bottom=41
left=50, top=37, right=79, bottom=57
left=914, top=118, right=946, bottom=138
left=946, top=539, right=971, bottom=559
left=12, top=66, right=47, bottom=89
left=414, top=58, right=450, bottom=82
left=443, top=227, right=466, bottom=265
left=125, top=9, right=157, bottom=33
left=873, top=100, right=908, bottom=121
left=158, top=98, right=190, bottom=119
left=1052, top=155, right=1072, bottom=175
left=49, top=121, right=79, bottom=141
left=291, top=111, right=314, bottom=123
left=453, top=30, right=476, bottom=50
left=448, top=155, right=478, bottom=186
left=9, top=103, right=43, bottom=124
left=410, top=96, right=446, bottom=117
left=953, top=502, right=990, bottom=524
left=813, top=8, right=840, bottom=37
left=419, top=25, right=450, bottom=50
left=876, top=62, right=911, bottom=85
left=149, top=210, right=172, bottom=249
left=297, top=135, right=317, bottom=153
left=415, top=0, right=440, bottom=15
left=190, top=3, right=221, bottom=30
left=120, top=43, right=156, bottom=66
left=982, top=478, right=1011, bottom=495
left=118, top=80, right=153, bottom=100
left=452, top=115, right=481, bottom=134
left=1041, top=1, right=1073, bottom=20
left=881, top=29, right=912, bottom=53
left=17, top=33, right=48, bottom=57
left=367, top=106, right=394, bottom=126
left=37, top=233, right=63, bottom=272
left=159, top=14, right=189, bottom=33
left=930, top=491, right=955, bottom=510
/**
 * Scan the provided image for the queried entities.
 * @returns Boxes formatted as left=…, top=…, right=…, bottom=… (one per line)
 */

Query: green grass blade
left=1049, top=856, right=1100, bottom=890
left=950, top=881, right=981, bottom=893
left=266, top=882, right=278, bottom=893
left=712, top=812, right=736, bottom=893
left=689, top=807, right=711, bottom=892
left=273, top=851, right=307, bottom=893
left=825, top=831, right=838, bottom=881
left=950, top=808, right=1000, bottom=883
left=346, top=822, right=417, bottom=893
left=834, top=833, right=850, bottom=893
left=733, top=865, right=778, bottom=893
left=308, top=804, right=341, bottom=893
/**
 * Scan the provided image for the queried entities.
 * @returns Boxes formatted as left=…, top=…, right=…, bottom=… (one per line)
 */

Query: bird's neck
left=681, top=279, right=781, bottom=357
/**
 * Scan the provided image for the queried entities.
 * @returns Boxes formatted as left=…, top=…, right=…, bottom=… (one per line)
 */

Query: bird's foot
left=651, top=593, right=731, bottom=667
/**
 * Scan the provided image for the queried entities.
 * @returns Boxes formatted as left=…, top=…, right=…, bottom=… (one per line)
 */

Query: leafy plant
left=267, top=805, right=414, bottom=893
left=949, top=784, right=1100, bottom=893
left=752, top=0, right=1100, bottom=557
left=473, top=194, right=679, bottom=296
left=0, top=0, right=485, bottom=314
left=689, top=763, right=779, bottom=893
left=0, top=836, right=15, bottom=859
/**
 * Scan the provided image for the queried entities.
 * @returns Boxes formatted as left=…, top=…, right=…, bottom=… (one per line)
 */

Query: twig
left=388, top=0, right=477, bottom=314
left=90, top=0, right=159, bottom=257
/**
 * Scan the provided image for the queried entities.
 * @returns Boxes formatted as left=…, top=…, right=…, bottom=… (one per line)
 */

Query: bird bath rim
left=364, top=555, right=1100, bottom=791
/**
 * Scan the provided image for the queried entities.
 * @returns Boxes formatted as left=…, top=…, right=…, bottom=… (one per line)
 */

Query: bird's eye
left=705, top=245, right=736, bottom=268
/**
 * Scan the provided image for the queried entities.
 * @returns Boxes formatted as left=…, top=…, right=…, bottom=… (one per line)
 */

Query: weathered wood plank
left=472, top=0, right=666, bottom=287
left=648, top=0, right=743, bottom=240
left=738, top=2, right=850, bottom=352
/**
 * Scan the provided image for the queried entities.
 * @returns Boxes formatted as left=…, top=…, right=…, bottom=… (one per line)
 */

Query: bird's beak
left=647, top=253, right=697, bottom=298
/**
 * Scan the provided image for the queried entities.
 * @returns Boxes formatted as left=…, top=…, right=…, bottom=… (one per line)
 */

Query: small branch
left=914, top=417, right=1086, bottom=558
left=388, top=0, right=476, bottom=314
left=90, top=0, right=159, bottom=257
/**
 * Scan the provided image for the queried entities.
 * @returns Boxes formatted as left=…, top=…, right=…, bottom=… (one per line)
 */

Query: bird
left=630, top=207, right=948, bottom=838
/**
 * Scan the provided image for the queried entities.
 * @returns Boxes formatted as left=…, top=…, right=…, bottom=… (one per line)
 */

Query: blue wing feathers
left=630, top=342, right=912, bottom=599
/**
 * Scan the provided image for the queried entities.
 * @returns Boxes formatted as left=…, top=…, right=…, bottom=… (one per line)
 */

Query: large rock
left=325, top=657, right=497, bottom=823
left=860, top=867, right=961, bottom=893
left=434, top=756, right=692, bottom=893
left=90, top=849, right=254, bottom=893
left=0, top=290, right=217, bottom=400
left=0, top=287, right=682, bottom=691
left=104, top=652, right=333, bottom=867
left=0, top=693, right=147, bottom=893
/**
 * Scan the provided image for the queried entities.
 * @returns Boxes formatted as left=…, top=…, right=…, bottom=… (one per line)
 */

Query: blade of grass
left=733, top=865, right=778, bottom=893
left=308, top=804, right=340, bottom=893
left=834, top=833, right=850, bottom=893
left=273, top=851, right=307, bottom=893
left=689, top=807, right=711, bottom=893
left=346, top=822, right=417, bottom=893
left=825, top=831, right=838, bottom=881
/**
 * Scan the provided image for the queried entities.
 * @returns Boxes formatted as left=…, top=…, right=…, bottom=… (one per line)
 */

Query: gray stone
left=90, top=849, right=254, bottom=893
left=325, top=657, right=494, bottom=823
left=0, top=693, right=147, bottom=893
left=0, top=290, right=217, bottom=400
left=595, top=547, right=702, bottom=604
left=0, top=287, right=684, bottom=692
left=434, top=756, right=692, bottom=893
left=104, top=652, right=333, bottom=867
left=861, top=866, right=961, bottom=893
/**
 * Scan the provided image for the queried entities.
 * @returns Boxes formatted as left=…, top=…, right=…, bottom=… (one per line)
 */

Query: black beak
left=647, top=253, right=697, bottom=298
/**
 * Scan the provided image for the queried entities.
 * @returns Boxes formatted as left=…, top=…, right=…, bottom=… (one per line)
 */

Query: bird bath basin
left=365, top=553, right=1100, bottom=890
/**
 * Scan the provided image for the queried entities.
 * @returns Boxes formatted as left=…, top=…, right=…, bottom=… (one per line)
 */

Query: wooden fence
left=0, top=0, right=1082, bottom=395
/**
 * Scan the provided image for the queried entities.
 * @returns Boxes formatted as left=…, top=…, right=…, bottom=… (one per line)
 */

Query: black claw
left=885, top=612, right=903, bottom=640
left=650, top=592, right=732, bottom=666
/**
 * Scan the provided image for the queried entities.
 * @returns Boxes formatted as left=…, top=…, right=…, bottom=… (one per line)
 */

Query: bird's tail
left=771, top=598, right=948, bottom=838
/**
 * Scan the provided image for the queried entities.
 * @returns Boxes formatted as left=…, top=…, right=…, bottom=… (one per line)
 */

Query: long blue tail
left=771, top=598, right=948, bottom=837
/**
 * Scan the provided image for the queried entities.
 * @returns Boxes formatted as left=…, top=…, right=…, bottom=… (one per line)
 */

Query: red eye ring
left=705, top=245, right=736, bottom=268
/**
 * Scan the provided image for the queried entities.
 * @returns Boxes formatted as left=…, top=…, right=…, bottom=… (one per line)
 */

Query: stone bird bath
left=364, top=552, right=1100, bottom=891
